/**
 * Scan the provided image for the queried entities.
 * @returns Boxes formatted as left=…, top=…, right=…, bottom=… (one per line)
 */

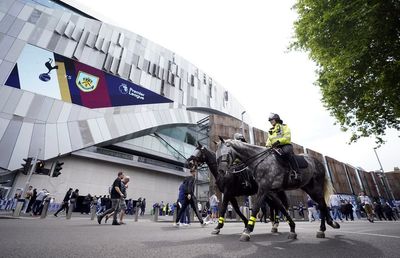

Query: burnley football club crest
left=76, top=71, right=99, bottom=92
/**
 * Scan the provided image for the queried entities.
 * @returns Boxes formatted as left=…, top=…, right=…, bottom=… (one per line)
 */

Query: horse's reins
left=227, top=146, right=273, bottom=173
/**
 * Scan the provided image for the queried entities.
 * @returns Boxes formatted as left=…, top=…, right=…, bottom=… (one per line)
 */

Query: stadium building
left=0, top=0, right=252, bottom=209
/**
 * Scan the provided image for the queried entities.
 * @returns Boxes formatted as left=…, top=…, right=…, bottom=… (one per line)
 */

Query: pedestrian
left=373, top=202, right=386, bottom=221
left=344, top=200, right=354, bottom=221
left=26, top=188, right=37, bottom=214
left=23, top=186, right=33, bottom=213
left=209, top=193, right=219, bottom=223
left=307, top=197, right=318, bottom=222
left=81, top=194, right=91, bottom=214
left=32, top=189, right=49, bottom=215
left=329, top=194, right=343, bottom=221
left=227, top=203, right=233, bottom=219
left=298, top=202, right=305, bottom=219
left=140, top=198, right=146, bottom=216
left=383, top=202, right=396, bottom=221
left=69, top=189, right=79, bottom=213
left=176, top=182, right=190, bottom=226
left=358, top=191, right=374, bottom=222
left=54, top=188, right=73, bottom=217
left=259, top=201, right=268, bottom=223
left=105, top=176, right=130, bottom=224
left=173, top=167, right=207, bottom=227
left=97, top=171, right=125, bottom=225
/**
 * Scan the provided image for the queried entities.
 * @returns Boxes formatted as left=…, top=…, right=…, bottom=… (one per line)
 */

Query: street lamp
left=241, top=111, right=246, bottom=136
left=373, top=147, right=395, bottom=201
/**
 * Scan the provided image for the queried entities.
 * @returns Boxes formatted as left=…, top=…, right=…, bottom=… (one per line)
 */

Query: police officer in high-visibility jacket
left=266, top=113, right=300, bottom=181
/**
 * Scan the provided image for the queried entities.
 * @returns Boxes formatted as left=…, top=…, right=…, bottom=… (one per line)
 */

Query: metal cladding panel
left=292, top=142, right=304, bottom=154
left=14, top=90, right=34, bottom=117
left=371, top=172, right=388, bottom=200
left=44, top=123, right=58, bottom=159
left=17, top=22, right=34, bottom=41
left=8, top=0, right=24, bottom=17
left=46, top=99, right=63, bottom=123
left=56, top=122, right=72, bottom=154
left=0, top=117, right=10, bottom=141
left=325, top=156, right=352, bottom=194
left=8, top=18, right=25, bottom=38
left=78, top=120, right=94, bottom=146
left=385, top=172, right=400, bottom=199
left=0, top=85, right=14, bottom=111
left=87, top=118, right=103, bottom=143
left=67, top=121, right=83, bottom=150
left=0, top=117, right=22, bottom=169
left=17, top=4, right=34, bottom=21
left=358, top=170, right=372, bottom=196
left=2, top=87, right=22, bottom=115
left=28, top=122, right=45, bottom=159
left=364, top=172, right=379, bottom=198
left=345, top=164, right=362, bottom=195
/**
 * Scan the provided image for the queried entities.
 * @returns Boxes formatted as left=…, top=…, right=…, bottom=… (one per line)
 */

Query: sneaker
left=112, top=221, right=121, bottom=225
left=119, top=222, right=126, bottom=225
left=54, top=214, right=58, bottom=217
left=97, top=215, right=102, bottom=224
left=173, top=222, right=180, bottom=227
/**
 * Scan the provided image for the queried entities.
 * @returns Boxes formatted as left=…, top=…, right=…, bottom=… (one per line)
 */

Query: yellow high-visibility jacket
left=266, top=123, right=291, bottom=147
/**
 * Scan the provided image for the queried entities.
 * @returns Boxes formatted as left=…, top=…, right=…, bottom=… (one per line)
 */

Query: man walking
left=173, top=168, right=207, bottom=227
left=97, top=171, right=125, bottom=225
left=54, top=188, right=73, bottom=217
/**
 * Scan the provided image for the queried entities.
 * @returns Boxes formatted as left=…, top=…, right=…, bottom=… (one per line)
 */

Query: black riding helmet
left=268, top=113, right=283, bottom=124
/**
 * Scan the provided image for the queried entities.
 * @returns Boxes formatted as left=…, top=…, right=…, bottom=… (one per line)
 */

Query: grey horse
left=216, top=138, right=340, bottom=241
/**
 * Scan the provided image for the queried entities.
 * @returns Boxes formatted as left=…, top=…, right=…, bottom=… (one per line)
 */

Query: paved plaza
left=0, top=214, right=399, bottom=258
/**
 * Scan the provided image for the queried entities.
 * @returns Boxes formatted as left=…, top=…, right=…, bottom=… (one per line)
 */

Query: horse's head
left=215, top=136, right=237, bottom=174
left=187, top=141, right=206, bottom=169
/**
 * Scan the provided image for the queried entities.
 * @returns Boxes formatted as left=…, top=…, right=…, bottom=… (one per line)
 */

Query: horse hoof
left=271, top=228, right=278, bottom=233
left=240, top=233, right=250, bottom=242
left=316, top=231, right=325, bottom=238
left=288, top=232, right=297, bottom=239
left=211, top=229, right=220, bottom=235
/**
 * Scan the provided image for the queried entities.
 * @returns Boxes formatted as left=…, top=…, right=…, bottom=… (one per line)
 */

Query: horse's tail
left=323, top=168, right=335, bottom=205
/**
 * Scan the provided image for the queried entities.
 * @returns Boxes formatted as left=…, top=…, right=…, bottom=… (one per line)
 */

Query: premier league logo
left=119, top=83, right=128, bottom=94
left=39, top=58, right=58, bottom=82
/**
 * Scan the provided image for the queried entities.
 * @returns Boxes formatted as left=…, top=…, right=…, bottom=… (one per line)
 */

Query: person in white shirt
left=358, top=191, right=374, bottom=222
left=209, top=193, right=219, bottom=223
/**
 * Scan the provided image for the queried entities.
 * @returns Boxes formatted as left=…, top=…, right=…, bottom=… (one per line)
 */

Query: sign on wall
left=5, top=44, right=172, bottom=108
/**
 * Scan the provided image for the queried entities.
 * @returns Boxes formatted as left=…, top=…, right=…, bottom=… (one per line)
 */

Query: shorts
left=211, top=206, right=218, bottom=213
left=119, top=200, right=127, bottom=210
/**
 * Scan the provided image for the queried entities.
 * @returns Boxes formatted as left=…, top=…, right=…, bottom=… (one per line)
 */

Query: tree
left=291, top=0, right=400, bottom=143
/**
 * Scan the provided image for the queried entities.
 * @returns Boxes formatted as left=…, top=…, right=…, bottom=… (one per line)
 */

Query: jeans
left=101, top=198, right=120, bottom=223
left=331, top=206, right=342, bottom=220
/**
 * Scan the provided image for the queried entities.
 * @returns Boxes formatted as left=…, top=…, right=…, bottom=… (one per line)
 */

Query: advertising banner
left=5, top=44, right=172, bottom=108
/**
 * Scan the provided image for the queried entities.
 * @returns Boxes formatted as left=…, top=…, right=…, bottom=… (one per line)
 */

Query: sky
left=70, top=0, right=399, bottom=172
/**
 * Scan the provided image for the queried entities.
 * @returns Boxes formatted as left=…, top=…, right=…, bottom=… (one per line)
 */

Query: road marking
left=274, top=247, right=284, bottom=250
left=339, top=230, right=400, bottom=239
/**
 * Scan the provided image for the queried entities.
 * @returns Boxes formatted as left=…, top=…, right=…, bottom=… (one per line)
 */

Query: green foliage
left=291, top=0, right=400, bottom=143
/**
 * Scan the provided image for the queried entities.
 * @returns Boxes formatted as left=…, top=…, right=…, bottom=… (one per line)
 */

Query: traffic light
left=21, top=158, right=33, bottom=175
left=35, top=161, right=50, bottom=175
left=52, top=161, right=64, bottom=177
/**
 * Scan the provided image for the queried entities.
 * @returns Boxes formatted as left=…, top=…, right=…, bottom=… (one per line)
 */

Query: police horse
left=215, top=138, right=340, bottom=241
left=188, top=142, right=288, bottom=235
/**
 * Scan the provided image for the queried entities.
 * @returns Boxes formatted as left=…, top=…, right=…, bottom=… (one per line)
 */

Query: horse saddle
left=295, top=155, right=308, bottom=169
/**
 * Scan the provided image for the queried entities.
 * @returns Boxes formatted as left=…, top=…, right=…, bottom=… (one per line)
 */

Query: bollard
left=40, top=197, right=51, bottom=219
left=153, top=207, right=159, bottom=222
left=90, top=205, right=96, bottom=220
left=66, top=201, right=73, bottom=220
left=134, top=205, right=139, bottom=222
left=13, top=199, right=25, bottom=217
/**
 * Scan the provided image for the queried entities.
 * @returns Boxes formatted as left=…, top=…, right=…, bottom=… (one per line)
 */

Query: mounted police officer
left=266, top=113, right=300, bottom=181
